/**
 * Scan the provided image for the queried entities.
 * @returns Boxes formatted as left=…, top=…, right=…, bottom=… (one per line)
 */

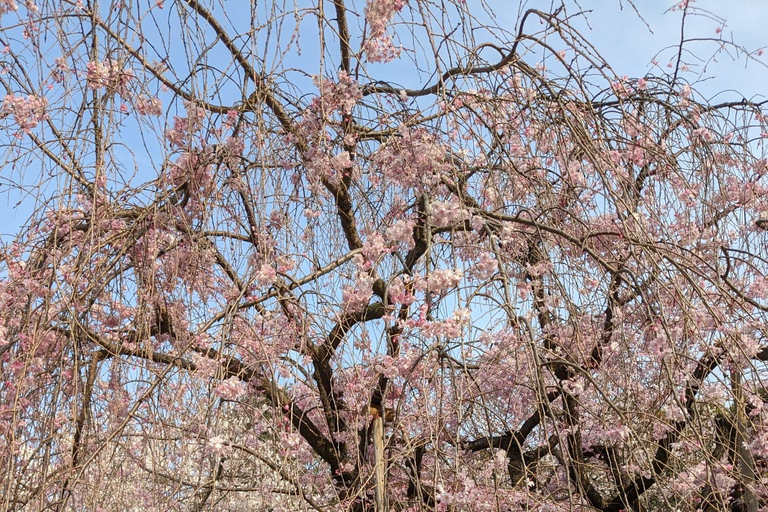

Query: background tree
left=2, top=0, right=768, bottom=511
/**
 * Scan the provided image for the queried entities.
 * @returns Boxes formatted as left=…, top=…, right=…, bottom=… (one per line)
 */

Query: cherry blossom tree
left=2, top=0, right=768, bottom=510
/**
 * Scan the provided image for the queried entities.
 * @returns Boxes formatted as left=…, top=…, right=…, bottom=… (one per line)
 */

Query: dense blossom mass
left=2, top=0, right=768, bottom=511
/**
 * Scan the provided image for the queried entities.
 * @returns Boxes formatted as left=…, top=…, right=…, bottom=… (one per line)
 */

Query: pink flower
left=611, top=76, right=630, bottom=98
left=342, top=272, right=374, bottom=312
left=691, top=127, right=714, bottom=143
left=362, top=233, right=389, bottom=263
left=254, top=263, right=276, bottom=287
left=365, top=0, right=406, bottom=38
left=385, top=219, right=415, bottom=248
left=424, top=268, right=463, bottom=294
left=311, top=71, right=362, bottom=115
left=603, top=424, right=630, bottom=443
left=363, top=33, right=402, bottom=63
left=2, top=93, right=47, bottom=133
left=164, top=102, right=206, bottom=146
left=135, top=96, right=162, bottom=116
left=387, top=277, right=414, bottom=305
left=470, top=252, right=497, bottom=280
left=431, top=200, right=469, bottom=228
left=435, top=485, right=453, bottom=512
left=207, top=435, right=229, bottom=454
left=0, top=0, right=18, bottom=15
left=363, top=0, right=407, bottom=62
left=214, top=376, right=247, bottom=400
left=86, top=59, right=134, bottom=97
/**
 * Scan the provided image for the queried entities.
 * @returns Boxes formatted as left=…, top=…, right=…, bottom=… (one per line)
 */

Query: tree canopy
left=2, top=0, right=768, bottom=511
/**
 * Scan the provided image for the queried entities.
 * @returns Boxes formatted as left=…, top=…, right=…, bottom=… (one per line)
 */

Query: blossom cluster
left=304, top=147, right=354, bottom=188
left=385, top=219, right=415, bottom=248
left=342, top=272, right=375, bottom=312
left=431, top=200, right=470, bottom=228
left=363, top=33, right=401, bottom=63
left=253, top=263, right=277, bottom=288
left=370, top=127, right=448, bottom=188
left=365, top=0, right=406, bottom=38
left=419, top=308, right=471, bottom=339
left=214, top=376, right=248, bottom=400
left=167, top=148, right=214, bottom=192
left=363, top=0, right=407, bottom=62
left=86, top=59, right=134, bottom=96
left=135, top=96, right=162, bottom=116
left=207, top=435, right=230, bottom=455
left=0, top=0, right=37, bottom=16
left=312, top=71, right=362, bottom=115
left=165, top=101, right=206, bottom=147
left=469, top=252, right=498, bottom=280
left=1, top=93, right=47, bottom=133
left=419, top=268, right=463, bottom=294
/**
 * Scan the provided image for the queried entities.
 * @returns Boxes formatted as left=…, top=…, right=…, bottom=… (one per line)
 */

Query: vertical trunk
left=373, top=416, right=387, bottom=511
left=732, top=370, right=758, bottom=512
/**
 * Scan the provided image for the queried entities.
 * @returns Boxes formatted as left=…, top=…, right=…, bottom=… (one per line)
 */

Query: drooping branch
left=59, top=321, right=343, bottom=479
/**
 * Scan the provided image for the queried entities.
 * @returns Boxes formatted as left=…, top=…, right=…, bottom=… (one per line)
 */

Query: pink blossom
left=431, top=200, right=470, bottom=228
left=363, top=0, right=407, bottom=62
left=603, top=424, right=630, bottom=443
left=371, top=127, right=448, bottom=188
left=135, top=96, right=162, bottom=116
left=362, top=234, right=389, bottom=263
left=670, top=0, right=692, bottom=11
left=385, top=219, right=415, bottom=248
left=387, top=276, right=414, bottom=305
left=207, top=435, right=229, bottom=455
left=214, top=376, right=247, bottom=400
left=311, top=71, right=362, bottom=115
left=223, top=136, right=245, bottom=160
left=525, top=260, right=552, bottom=278
left=254, top=263, right=276, bottom=287
left=86, top=59, right=134, bottom=96
left=435, top=485, right=453, bottom=512
left=611, top=76, right=630, bottom=98
left=2, top=93, right=47, bottom=133
left=0, top=0, right=17, bottom=15
left=365, top=0, right=406, bottom=39
left=691, top=126, right=714, bottom=142
left=424, top=268, right=463, bottom=294
left=672, top=461, right=707, bottom=493
left=167, top=149, right=213, bottom=192
left=165, top=103, right=207, bottom=147
left=342, top=272, right=374, bottom=312
left=470, top=252, right=497, bottom=280
left=184, top=100, right=206, bottom=131
left=330, top=151, right=353, bottom=172
left=363, top=33, right=402, bottom=63
left=746, top=427, right=768, bottom=456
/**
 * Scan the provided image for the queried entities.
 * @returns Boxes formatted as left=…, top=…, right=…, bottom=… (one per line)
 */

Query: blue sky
left=552, top=1, right=768, bottom=99
left=1, top=0, right=767, bottom=240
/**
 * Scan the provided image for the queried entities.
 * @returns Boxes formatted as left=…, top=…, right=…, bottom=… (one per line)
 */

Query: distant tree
left=2, top=0, right=768, bottom=510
